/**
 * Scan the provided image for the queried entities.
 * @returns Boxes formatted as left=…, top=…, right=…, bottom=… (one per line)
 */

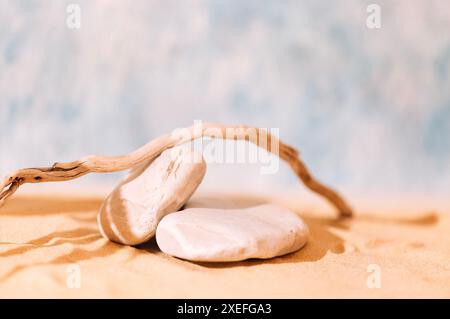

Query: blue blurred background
left=0, top=0, right=449, bottom=196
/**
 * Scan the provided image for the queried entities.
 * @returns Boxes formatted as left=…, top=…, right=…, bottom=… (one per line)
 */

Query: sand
left=0, top=186, right=449, bottom=298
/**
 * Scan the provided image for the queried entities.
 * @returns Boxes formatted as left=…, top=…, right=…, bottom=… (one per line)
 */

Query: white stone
left=97, top=147, right=206, bottom=245
left=156, top=204, right=309, bottom=262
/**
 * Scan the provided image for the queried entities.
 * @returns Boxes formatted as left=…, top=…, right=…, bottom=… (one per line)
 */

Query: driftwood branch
left=0, top=123, right=353, bottom=217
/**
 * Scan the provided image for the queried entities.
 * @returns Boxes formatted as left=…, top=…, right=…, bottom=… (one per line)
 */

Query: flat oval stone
left=97, top=147, right=206, bottom=245
left=156, top=204, right=309, bottom=262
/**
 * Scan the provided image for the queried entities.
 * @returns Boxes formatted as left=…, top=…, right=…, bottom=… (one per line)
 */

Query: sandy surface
left=0, top=186, right=449, bottom=298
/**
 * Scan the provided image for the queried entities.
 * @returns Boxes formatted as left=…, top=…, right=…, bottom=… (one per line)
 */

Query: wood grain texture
left=0, top=123, right=352, bottom=217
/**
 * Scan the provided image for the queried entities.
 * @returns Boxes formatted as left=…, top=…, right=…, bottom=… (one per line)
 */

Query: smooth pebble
left=156, top=204, right=309, bottom=262
left=98, top=147, right=206, bottom=245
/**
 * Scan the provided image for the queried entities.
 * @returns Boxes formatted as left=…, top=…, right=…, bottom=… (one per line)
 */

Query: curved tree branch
left=0, top=123, right=353, bottom=217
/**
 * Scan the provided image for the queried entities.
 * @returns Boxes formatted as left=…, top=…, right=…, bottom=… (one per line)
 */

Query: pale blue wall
left=1, top=0, right=449, bottom=195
